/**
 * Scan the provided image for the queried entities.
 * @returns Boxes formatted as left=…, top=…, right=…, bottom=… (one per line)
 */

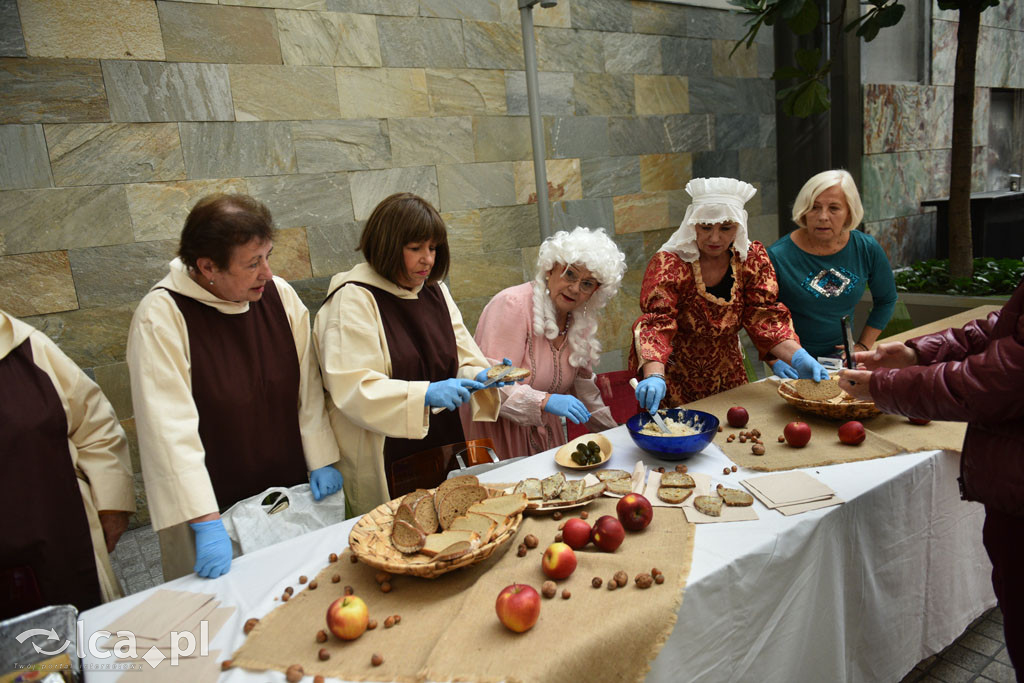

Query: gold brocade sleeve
left=631, top=251, right=689, bottom=367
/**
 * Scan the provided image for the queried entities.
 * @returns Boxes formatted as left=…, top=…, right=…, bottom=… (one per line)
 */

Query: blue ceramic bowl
left=626, top=408, right=719, bottom=461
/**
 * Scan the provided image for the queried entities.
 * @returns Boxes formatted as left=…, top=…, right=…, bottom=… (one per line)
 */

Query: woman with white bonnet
left=631, top=177, right=827, bottom=412
left=462, top=227, right=626, bottom=457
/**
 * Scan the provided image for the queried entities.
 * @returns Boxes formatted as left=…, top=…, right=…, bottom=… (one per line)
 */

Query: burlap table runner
left=686, top=380, right=966, bottom=471
left=230, top=498, right=694, bottom=683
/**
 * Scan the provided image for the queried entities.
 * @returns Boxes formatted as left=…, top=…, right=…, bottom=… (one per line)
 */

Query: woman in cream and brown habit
left=0, top=308, right=135, bottom=618
left=128, top=194, right=343, bottom=582
left=313, top=193, right=507, bottom=516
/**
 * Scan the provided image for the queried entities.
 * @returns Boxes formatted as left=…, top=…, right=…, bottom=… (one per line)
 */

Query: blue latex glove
left=309, top=465, right=343, bottom=501
left=790, top=348, right=830, bottom=381
left=543, top=393, right=591, bottom=424
left=474, top=358, right=519, bottom=387
left=635, top=376, right=667, bottom=414
left=425, top=378, right=484, bottom=410
left=772, top=358, right=798, bottom=379
left=189, top=519, right=232, bottom=579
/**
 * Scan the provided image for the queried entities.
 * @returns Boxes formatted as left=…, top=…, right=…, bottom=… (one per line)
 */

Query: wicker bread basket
left=347, top=488, right=522, bottom=578
left=777, top=380, right=883, bottom=420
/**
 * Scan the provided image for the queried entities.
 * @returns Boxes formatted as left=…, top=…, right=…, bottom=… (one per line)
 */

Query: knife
left=430, top=364, right=514, bottom=414
left=840, top=315, right=857, bottom=370
left=629, top=377, right=671, bottom=434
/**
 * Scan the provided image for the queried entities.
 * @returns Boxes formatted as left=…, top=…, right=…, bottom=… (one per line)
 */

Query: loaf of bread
left=694, top=495, right=723, bottom=517
left=391, top=519, right=426, bottom=554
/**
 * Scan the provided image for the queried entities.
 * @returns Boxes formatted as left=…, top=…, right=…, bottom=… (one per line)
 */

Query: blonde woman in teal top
left=767, top=170, right=898, bottom=370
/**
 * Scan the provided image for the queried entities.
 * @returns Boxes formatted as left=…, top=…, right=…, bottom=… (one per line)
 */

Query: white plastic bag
left=220, top=484, right=346, bottom=555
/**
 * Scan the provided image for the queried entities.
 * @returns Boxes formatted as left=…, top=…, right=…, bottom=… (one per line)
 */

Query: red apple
left=541, top=542, right=577, bottom=579
left=495, top=583, right=541, bottom=633
left=325, top=595, right=368, bottom=641
left=908, top=417, right=931, bottom=425
left=590, top=515, right=625, bottom=552
left=838, top=420, right=866, bottom=445
left=726, top=406, right=749, bottom=428
left=783, top=421, right=812, bottom=448
left=616, top=493, right=654, bottom=531
left=561, top=518, right=592, bottom=550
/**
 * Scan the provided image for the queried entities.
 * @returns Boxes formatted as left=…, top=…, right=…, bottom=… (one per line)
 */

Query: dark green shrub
left=894, top=258, right=1024, bottom=296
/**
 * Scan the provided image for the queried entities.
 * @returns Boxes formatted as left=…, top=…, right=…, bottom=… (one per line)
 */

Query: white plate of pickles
left=554, top=433, right=613, bottom=470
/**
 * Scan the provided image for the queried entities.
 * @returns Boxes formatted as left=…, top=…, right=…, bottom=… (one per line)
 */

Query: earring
left=209, top=280, right=214, bottom=285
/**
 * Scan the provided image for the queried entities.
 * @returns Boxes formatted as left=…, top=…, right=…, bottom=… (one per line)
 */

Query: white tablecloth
left=79, top=425, right=995, bottom=682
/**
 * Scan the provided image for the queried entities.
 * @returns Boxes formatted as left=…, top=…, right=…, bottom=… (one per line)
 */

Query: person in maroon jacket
left=839, top=276, right=1024, bottom=676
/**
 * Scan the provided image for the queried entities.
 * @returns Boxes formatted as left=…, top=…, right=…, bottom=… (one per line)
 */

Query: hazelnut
left=221, top=660, right=232, bottom=671
left=681, top=465, right=688, bottom=473
left=299, top=575, right=308, bottom=584
left=329, top=553, right=338, bottom=563
left=517, top=543, right=527, bottom=557
left=675, top=464, right=686, bottom=472
left=723, top=467, right=731, bottom=475
left=393, top=614, right=401, bottom=624
left=614, top=570, right=628, bottom=588
left=751, top=429, right=761, bottom=437
left=523, top=534, right=539, bottom=549
left=371, top=653, right=384, bottom=667
left=349, top=554, right=358, bottom=563
left=561, top=589, right=571, bottom=599
left=592, top=577, right=603, bottom=588
left=607, top=579, right=618, bottom=591
left=286, top=664, right=304, bottom=682
left=315, top=677, right=325, bottom=683
left=368, top=619, right=377, bottom=630
left=284, top=586, right=294, bottom=595
left=380, top=581, right=392, bottom=593
left=384, top=616, right=395, bottom=629
left=309, top=580, right=318, bottom=590
left=344, top=585, right=354, bottom=596
left=657, top=466, right=665, bottom=473
left=655, top=573, right=666, bottom=584
left=731, top=465, right=738, bottom=472
left=552, top=511, right=563, bottom=520
left=281, top=592, right=290, bottom=602
left=542, top=581, right=557, bottom=598
left=717, top=425, right=724, bottom=432
left=579, top=510, right=589, bottom=520
left=651, top=567, right=662, bottom=577
left=554, top=532, right=563, bottom=543
left=727, top=435, right=735, bottom=442
left=635, top=573, right=654, bottom=589
left=243, top=618, right=259, bottom=635
left=318, top=648, right=330, bottom=661
left=778, top=435, right=785, bottom=442
left=375, top=571, right=390, bottom=584
left=331, top=574, right=341, bottom=583
left=752, top=444, right=766, bottom=455
left=316, top=629, right=328, bottom=643
left=739, top=435, right=747, bottom=443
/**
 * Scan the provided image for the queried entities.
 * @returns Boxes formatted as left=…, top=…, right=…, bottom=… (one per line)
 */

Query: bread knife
left=629, top=377, right=671, bottom=433
left=430, top=364, right=514, bottom=415
left=840, top=315, right=857, bottom=370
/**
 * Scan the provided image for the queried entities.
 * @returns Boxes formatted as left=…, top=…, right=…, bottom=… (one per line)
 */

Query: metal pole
left=519, top=1, right=552, bottom=239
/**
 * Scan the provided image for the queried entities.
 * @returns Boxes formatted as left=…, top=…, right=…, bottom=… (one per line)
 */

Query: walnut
left=541, top=581, right=557, bottom=598
left=523, top=534, right=539, bottom=549
left=614, top=570, right=628, bottom=588
left=635, top=573, right=654, bottom=589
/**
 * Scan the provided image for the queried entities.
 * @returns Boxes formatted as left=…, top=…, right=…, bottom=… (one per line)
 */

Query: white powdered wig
left=659, top=177, right=758, bottom=262
left=531, top=227, right=627, bottom=369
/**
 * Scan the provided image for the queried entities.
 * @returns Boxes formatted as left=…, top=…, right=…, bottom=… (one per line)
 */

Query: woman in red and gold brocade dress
left=630, top=177, right=828, bottom=411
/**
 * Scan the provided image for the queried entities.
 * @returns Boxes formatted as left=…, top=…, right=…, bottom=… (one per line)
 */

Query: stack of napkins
left=740, top=471, right=843, bottom=515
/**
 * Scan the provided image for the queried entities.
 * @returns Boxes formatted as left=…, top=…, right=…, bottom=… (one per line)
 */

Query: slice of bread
left=694, top=495, right=723, bottom=517
left=791, top=378, right=842, bottom=401
left=402, top=488, right=430, bottom=509
left=487, top=364, right=531, bottom=382
left=437, top=484, right=488, bottom=530
left=391, top=519, right=426, bottom=554
left=513, top=478, right=543, bottom=500
left=420, top=530, right=481, bottom=557
left=394, top=502, right=420, bottom=531
left=449, top=512, right=497, bottom=544
left=716, top=485, right=754, bottom=507
left=596, top=469, right=630, bottom=482
left=657, top=487, right=692, bottom=504
left=578, top=482, right=607, bottom=502
left=412, top=493, right=438, bottom=533
left=475, top=510, right=514, bottom=536
left=435, top=475, right=479, bottom=511
left=470, top=492, right=528, bottom=518
left=558, top=479, right=585, bottom=502
left=541, top=472, right=565, bottom=500
left=433, top=540, right=474, bottom=562
left=605, top=478, right=633, bottom=496
left=660, top=472, right=695, bottom=488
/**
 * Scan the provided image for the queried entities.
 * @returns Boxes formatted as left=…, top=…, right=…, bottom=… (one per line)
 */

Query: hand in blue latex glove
left=772, top=358, right=798, bottom=379
left=474, top=358, right=519, bottom=387
left=790, top=348, right=830, bottom=381
left=635, top=376, right=667, bottom=414
left=425, top=378, right=484, bottom=410
left=309, top=465, right=343, bottom=501
left=190, top=519, right=232, bottom=579
left=543, top=393, right=591, bottom=424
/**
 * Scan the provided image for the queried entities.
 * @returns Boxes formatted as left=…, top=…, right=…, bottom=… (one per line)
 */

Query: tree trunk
left=948, top=2, right=981, bottom=279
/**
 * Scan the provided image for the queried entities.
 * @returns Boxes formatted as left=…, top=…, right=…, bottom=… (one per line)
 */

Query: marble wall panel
left=180, top=121, right=297, bottom=178
left=863, top=212, right=936, bottom=268
left=473, top=116, right=533, bottom=162
left=758, top=115, right=777, bottom=149
left=506, top=71, right=575, bottom=115
left=23, top=302, right=136, bottom=367
left=571, top=0, right=631, bottom=33
left=276, top=9, right=380, bottom=67
left=437, top=161, right=515, bottom=211
left=305, top=222, right=362, bottom=278
left=613, top=192, right=671, bottom=234
left=229, top=65, right=340, bottom=120
left=693, top=149, right=739, bottom=179
left=270, top=226, right=313, bottom=281
left=0, top=58, right=109, bottom=124
left=712, top=39, right=757, bottom=78
left=447, top=247, right=522, bottom=300
left=758, top=41, right=774, bottom=79
left=0, top=0, right=26, bottom=57
left=688, top=76, right=774, bottom=114
left=0, top=124, right=52, bottom=189
left=608, top=116, right=670, bottom=156
left=246, top=172, right=353, bottom=228
left=977, top=0, right=1024, bottom=30
left=18, top=0, right=164, bottom=60
left=739, top=147, right=775, bottom=184
left=221, top=0, right=325, bottom=7
left=103, top=61, right=233, bottom=122
left=0, top=251, right=77, bottom=316
left=661, top=36, right=712, bottom=77
left=390, top=116, right=474, bottom=166
left=126, top=178, right=249, bottom=242
left=45, top=123, right=184, bottom=186
left=337, top=68, right=429, bottom=118
left=930, top=19, right=956, bottom=88
left=546, top=116, right=610, bottom=160
left=573, top=73, right=634, bottom=116
left=551, top=198, right=616, bottom=233
left=862, top=149, right=951, bottom=222
left=292, top=119, right=391, bottom=173
left=581, top=156, right=642, bottom=198
left=603, top=32, right=663, bottom=75
left=378, top=16, right=465, bottom=68
left=631, top=1, right=688, bottom=37
left=68, top=239, right=178, bottom=308
left=93, top=362, right=132, bottom=421
left=349, top=166, right=438, bottom=220
left=478, top=204, right=541, bottom=252
left=640, top=153, right=691, bottom=192
left=158, top=2, right=281, bottom=64
left=714, top=113, right=762, bottom=151
left=536, top=27, right=605, bottom=73
left=427, top=69, right=507, bottom=115
left=514, top=158, right=582, bottom=205
left=635, top=75, right=688, bottom=115
left=863, top=84, right=989, bottom=155
left=974, top=26, right=1013, bottom=88
left=326, top=0, right=417, bottom=15
left=463, top=20, right=523, bottom=70
left=440, top=208, right=482, bottom=253
left=420, top=0, right=500, bottom=23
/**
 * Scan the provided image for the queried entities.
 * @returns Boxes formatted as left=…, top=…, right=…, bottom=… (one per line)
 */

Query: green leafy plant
left=894, top=258, right=1024, bottom=296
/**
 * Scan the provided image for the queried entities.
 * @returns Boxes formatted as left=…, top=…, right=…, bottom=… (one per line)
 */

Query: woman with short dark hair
left=313, top=193, right=506, bottom=515
left=128, top=194, right=343, bottom=581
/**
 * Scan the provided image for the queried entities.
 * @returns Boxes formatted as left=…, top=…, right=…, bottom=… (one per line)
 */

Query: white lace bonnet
left=658, top=177, right=758, bottom=262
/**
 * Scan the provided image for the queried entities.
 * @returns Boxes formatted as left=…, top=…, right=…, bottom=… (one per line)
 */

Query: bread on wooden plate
left=513, top=478, right=543, bottom=500
left=605, top=478, right=633, bottom=496
left=449, top=512, right=497, bottom=544
left=487, top=364, right=531, bottom=382
left=596, top=469, right=630, bottom=482
left=541, top=472, right=565, bottom=500
left=420, top=529, right=481, bottom=557
left=558, top=478, right=585, bottom=502
left=436, top=484, right=488, bottom=530
left=660, top=472, right=695, bottom=488
left=657, top=487, right=693, bottom=504
left=391, top=519, right=427, bottom=554
left=716, top=484, right=754, bottom=507
left=578, top=482, right=607, bottom=502
left=694, top=495, right=723, bottom=517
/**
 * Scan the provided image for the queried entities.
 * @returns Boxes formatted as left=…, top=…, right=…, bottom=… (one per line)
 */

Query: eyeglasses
left=560, top=266, right=600, bottom=293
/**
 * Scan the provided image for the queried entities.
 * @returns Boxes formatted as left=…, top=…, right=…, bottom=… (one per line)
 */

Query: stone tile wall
left=0, top=0, right=776, bottom=526
left=861, top=1, right=1021, bottom=267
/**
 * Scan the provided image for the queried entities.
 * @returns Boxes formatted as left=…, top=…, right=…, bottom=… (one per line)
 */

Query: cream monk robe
left=128, top=195, right=342, bottom=582
left=0, top=309, right=134, bottom=618
left=313, top=193, right=516, bottom=516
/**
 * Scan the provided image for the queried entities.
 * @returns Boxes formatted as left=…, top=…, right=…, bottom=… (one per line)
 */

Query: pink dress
left=461, top=283, right=616, bottom=459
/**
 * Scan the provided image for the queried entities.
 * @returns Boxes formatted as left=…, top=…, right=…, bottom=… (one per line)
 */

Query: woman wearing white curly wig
left=461, top=227, right=626, bottom=458
left=630, top=177, right=828, bottom=412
